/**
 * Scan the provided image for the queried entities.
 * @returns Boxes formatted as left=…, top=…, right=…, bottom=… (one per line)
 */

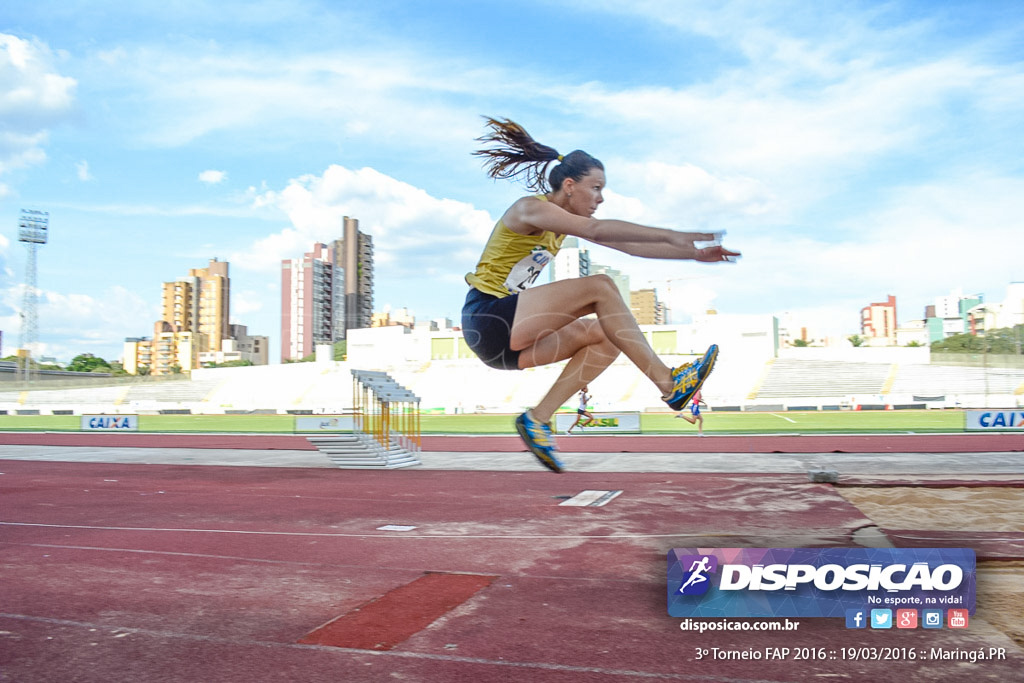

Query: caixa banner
left=81, top=415, right=139, bottom=431
left=965, top=410, right=1024, bottom=430
left=668, top=548, right=975, bottom=618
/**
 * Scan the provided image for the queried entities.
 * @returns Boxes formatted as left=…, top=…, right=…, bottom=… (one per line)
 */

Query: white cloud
left=2, top=3, right=1020, bottom=359
left=92, top=42, right=485, bottom=151
left=585, top=164, right=1024, bottom=339
left=835, top=173, right=1024, bottom=308
left=568, top=55, right=1007, bottom=198
left=602, top=161, right=778, bottom=228
left=0, top=34, right=76, bottom=178
left=198, top=169, right=227, bottom=184
left=76, top=160, right=93, bottom=181
left=0, top=284, right=154, bottom=362
left=554, top=4, right=1023, bottom=222
left=230, top=290, right=263, bottom=317
left=0, top=35, right=76, bottom=114
left=234, top=164, right=494, bottom=276
left=233, top=225, right=308, bottom=273
left=0, top=130, right=48, bottom=175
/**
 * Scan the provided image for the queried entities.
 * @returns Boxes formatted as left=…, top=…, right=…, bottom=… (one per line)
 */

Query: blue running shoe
left=515, top=411, right=564, bottom=473
left=663, top=344, right=718, bottom=411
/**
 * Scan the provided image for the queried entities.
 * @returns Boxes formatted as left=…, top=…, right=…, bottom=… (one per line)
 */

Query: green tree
left=208, top=360, right=254, bottom=368
left=67, top=353, right=113, bottom=373
left=791, top=339, right=811, bottom=347
left=931, top=326, right=1024, bottom=354
left=847, top=334, right=865, bottom=347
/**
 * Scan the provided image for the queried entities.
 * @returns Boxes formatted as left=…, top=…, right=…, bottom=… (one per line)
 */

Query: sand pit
left=839, top=485, right=1024, bottom=649
left=839, top=486, right=1024, bottom=533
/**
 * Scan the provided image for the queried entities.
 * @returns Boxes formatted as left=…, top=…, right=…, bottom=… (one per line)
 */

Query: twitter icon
left=870, top=609, right=893, bottom=629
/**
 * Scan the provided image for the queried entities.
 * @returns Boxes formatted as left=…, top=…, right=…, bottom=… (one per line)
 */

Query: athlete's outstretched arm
left=505, top=197, right=740, bottom=262
left=596, top=233, right=740, bottom=262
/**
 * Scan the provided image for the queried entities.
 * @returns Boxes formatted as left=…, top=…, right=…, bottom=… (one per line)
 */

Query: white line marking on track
left=0, top=612, right=767, bottom=681
left=0, top=520, right=839, bottom=540
left=10, top=543, right=355, bottom=569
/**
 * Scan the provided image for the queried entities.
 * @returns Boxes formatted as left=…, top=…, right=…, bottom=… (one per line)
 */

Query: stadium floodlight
left=18, top=209, right=49, bottom=382
left=19, top=209, right=49, bottom=244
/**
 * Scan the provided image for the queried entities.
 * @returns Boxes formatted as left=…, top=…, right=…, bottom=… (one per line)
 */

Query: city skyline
left=1, top=1, right=1021, bottom=363
left=3, top=238, right=1021, bottom=365
left=85, top=247, right=1024, bottom=366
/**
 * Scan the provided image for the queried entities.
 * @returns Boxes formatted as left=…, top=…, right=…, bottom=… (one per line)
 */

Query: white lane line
left=0, top=612, right=755, bottom=681
left=0, top=520, right=826, bottom=540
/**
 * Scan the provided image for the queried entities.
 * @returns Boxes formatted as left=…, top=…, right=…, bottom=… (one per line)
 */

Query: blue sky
left=1, top=0, right=1022, bottom=363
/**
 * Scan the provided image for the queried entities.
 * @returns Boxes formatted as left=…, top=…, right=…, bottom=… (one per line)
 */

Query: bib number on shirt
left=503, top=246, right=554, bottom=295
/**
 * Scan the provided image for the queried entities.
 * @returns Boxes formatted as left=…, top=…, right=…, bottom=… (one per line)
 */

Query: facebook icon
left=845, top=609, right=867, bottom=629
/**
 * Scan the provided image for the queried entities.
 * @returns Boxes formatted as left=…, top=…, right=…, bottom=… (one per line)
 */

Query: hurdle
left=351, top=369, right=421, bottom=456
left=308, top=370, right=421, bottom=469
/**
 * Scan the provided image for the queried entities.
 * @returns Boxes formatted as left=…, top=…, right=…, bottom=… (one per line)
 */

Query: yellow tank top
left=465, top=196, right=565, bottom=298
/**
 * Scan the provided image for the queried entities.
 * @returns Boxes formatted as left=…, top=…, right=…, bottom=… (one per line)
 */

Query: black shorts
left=461, top=288, right=521, bottom=371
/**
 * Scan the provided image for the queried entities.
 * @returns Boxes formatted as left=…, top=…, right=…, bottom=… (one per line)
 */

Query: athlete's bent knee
left=586, top=274, right=624, bottom=304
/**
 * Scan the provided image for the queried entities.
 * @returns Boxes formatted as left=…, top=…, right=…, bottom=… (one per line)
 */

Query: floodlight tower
left=17, top=209, right=49, bottom=382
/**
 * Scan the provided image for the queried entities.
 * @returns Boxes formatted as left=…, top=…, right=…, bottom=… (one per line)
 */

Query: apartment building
left=281, top=242, right=344, bottom=362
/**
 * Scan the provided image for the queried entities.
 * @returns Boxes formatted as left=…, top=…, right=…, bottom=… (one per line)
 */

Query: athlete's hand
left=695, top=245, right=741, bottom=263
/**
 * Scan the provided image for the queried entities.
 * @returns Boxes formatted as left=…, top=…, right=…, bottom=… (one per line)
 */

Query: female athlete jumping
left=462, top=117, right=739, bottom=472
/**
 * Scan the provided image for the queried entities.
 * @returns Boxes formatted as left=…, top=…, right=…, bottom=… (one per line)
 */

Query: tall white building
left=280, top=243, right=345, bottom=362
left=998, top=282, right=1024, bottom=328
left=927, top=288, right=982, bottom=342
left=966, top=282, right=1024, bottom=334
left=551, top=237, right=590, bottom=281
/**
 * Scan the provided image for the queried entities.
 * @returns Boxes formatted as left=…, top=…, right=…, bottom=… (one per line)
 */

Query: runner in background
left=567, top=386, right=596, bottom=434
left=675, top=387, right=707, bottom=435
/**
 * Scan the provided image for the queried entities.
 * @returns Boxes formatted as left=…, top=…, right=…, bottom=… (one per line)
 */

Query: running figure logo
left=677, top=554, right=718, bottom=595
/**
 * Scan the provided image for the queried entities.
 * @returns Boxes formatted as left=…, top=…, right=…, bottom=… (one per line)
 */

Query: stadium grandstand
left=1, top=346, right=1022, bottom=416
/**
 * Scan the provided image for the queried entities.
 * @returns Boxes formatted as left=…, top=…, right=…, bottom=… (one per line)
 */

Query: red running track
left=422, top=432, right=1024, bottom=453
left=1, top=459, right=1021, bottom=682
left=1, top=430, right=1021, bottom=453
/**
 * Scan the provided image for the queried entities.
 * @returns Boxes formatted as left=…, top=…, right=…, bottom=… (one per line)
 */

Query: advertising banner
left=554, top=412, right=641, bottom=434
left=295, top=415, right=355, bottom=432
left=81, top=415, right=139, bottom=431
left=965, top=410, right=1024, bottom=430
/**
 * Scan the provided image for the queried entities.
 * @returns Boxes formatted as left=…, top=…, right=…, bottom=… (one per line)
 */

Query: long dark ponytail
left=473, top=116, right=603, bottom=193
